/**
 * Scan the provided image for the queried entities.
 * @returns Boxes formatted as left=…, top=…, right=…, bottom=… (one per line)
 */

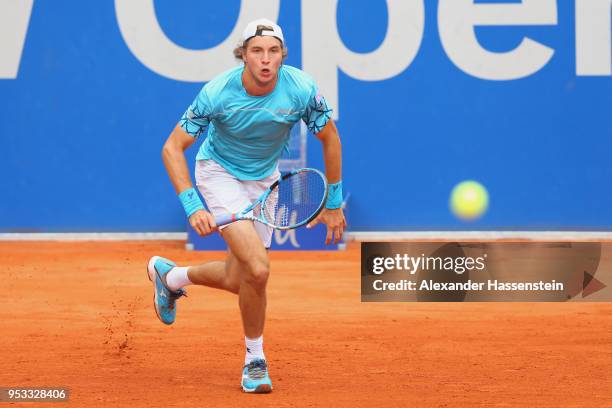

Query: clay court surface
left=1, top=240, right=611, bottom=407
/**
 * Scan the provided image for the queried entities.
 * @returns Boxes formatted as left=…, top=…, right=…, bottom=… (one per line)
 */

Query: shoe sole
left=147, top=256, right=161, bottom=283
left=146, top=256, right=163, bottom=323
left=242, top=383, right=272, bottom=394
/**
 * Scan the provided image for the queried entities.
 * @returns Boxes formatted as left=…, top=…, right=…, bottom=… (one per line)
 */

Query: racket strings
left=262, top=170, right=326, bottom=229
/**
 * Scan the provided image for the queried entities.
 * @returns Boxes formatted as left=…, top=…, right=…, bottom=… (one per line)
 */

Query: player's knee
left=244, top=260, right=269, bottom=287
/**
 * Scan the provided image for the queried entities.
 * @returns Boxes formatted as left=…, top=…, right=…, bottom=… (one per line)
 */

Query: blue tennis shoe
left=241, top=359, right=273, bottom=393
left=147, top=256, right=187, bottom=325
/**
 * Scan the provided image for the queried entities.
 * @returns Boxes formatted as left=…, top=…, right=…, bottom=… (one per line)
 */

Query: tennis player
left=147, top=19, right=345, bottom=393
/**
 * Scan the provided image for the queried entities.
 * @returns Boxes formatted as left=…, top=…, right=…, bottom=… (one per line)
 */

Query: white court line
left=1, top=231, right=612, bottom=241
left=345, top=231, right=612, bottom=241
left=0, top=232, right=187, bottom=241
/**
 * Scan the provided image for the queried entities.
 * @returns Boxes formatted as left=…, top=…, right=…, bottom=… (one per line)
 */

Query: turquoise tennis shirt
left=180, top=64, right=332, bottom=180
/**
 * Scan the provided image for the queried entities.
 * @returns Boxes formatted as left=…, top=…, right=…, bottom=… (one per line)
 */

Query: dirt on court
left=1, top=241, right=611, bottom=407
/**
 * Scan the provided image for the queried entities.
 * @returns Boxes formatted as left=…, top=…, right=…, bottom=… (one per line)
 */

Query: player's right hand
left=189, top=210, right=217, bottom=236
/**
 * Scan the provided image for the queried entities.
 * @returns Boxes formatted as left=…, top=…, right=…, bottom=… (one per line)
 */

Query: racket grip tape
left=215, top=213, right=236, bottom=227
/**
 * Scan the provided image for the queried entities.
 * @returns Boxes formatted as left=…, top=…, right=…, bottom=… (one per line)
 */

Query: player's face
left=243, top=36, right=283, bottom=86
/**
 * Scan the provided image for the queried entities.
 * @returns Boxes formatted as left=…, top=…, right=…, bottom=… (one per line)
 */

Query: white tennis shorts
left=195, top=159, right=280, bottom=248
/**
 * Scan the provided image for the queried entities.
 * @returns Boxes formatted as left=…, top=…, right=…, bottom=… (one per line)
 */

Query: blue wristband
left=178, top=187, right=205, bottom=218
left=325, top=181, right=343, bottom=209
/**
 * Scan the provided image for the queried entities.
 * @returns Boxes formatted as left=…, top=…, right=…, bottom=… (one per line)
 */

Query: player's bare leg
left=221, top=221, right=269, bottom=338
left=221, top=220, right=273, bottom=393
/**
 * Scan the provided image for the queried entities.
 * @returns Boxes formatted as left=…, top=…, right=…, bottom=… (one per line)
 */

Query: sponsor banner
left=1, top=1, right=610, bottom=231
left=361, top=242, right=610, bottom=302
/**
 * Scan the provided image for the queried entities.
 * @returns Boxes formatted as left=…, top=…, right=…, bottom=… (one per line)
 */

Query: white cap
left=242, top=18, right=284, bottom=45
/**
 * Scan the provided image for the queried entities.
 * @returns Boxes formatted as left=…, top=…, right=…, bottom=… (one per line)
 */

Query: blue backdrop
left=1, top=0, right=611, bottom=232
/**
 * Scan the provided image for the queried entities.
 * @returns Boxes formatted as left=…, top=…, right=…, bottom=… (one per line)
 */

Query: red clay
left=1, top=241, right=611, bottom=407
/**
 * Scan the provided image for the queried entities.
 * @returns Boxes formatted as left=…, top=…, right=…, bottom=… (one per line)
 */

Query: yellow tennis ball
left=450, top=180, right=489, bottom=221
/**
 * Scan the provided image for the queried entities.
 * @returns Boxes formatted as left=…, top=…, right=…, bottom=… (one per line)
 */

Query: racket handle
left=215, top=213, right=236, bottom=227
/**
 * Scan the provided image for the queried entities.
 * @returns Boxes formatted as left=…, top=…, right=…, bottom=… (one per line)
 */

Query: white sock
left=245, top=335, right=265, bottom=365
left=165, top=266, right=192, bottom=291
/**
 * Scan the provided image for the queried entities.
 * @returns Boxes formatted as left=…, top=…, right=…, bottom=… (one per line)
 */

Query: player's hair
left=233, top=37, right=288, bottom=61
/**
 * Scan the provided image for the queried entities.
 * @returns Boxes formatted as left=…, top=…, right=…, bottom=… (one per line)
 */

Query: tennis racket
left=214, top=168, right=328, bottom=230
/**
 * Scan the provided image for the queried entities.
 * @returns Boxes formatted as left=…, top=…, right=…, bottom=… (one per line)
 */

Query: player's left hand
left=307, top=208, right=346, bottom=245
